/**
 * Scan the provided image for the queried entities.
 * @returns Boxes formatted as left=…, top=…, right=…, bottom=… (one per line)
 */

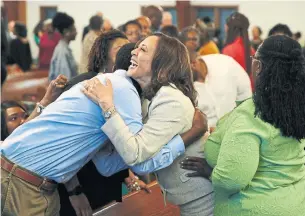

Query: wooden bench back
left=94, top=181, right=180, bottom=216
left=1, top=70, right=49, bottom=103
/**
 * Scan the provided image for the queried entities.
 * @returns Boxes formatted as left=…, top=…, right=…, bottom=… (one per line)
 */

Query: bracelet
left=67, top=185, right=83, bottom=196
left=104, top=106, right=117, bottom=120
left=36, top=102, right=46, bottom=114
left=127, top=176, right=140, bottom=192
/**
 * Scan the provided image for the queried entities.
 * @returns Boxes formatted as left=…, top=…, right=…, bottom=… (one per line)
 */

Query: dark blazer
left=9, top=38, right=32, bottom=71
left=58, top=72, right=129, bottom=216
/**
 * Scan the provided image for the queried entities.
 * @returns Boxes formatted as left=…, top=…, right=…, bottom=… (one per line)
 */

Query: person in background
left=190, top=51, right=252, bottom=129
left=180, top=26, right=200, bottom=53
left=59, top=42, right=148, bottom=216
left=8, top=22, right=32, bottom=72
left=33, top=20, right=44, bottom=47
left=161, top=11, right=172, bottom=28
left=39, top=19, right=61, bottom=70
left=189, top=52, right=218, bottom=130
left=123, top=20, right=142, bottom=43
left=143, top=5, right=163, bottom=33
left=213, top=28, right=223, bottom=50
left=222, top=12, right=255, bottom=89
left=160, top=25, right=179, bottom=38
left=49, top=12, right=78, bottom=81
left=1, top=74, right=67, bottom=141
left=137, top=16, right=151, bottom=37
left=293, top=31, right=302, bottom=42
left=181, top=35, right=305, bottom=216
left=194, top=19, right=220, bottom=56
left=1, top=101, right=28, bottom=141
left=251, top=25, right=263, bottom=51
left=268, top=23, right=292, bottom=37
left=82, top=11, right=103, bottom=41
left=79, top=15, right=103, bottom=73
left=102, top=18, right=113, bottom=32
left=6, top=20, right=16, bottom=45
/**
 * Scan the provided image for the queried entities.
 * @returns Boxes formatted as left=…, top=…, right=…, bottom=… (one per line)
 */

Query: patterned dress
left=205, top=99, right=305, bottom=216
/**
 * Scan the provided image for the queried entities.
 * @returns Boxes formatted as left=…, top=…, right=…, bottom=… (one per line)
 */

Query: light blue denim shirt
left=1, top=70, right=185, bottom=183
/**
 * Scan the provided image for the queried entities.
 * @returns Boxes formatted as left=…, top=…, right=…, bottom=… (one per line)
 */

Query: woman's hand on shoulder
left=82, top=77, right=114, bottom=111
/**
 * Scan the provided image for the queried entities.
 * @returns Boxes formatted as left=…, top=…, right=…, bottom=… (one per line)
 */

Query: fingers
left=87, top=207, right=93, bottom=216
left=181, top=156, right=203, bottom=162
left=74, top=208, right=81, bottom=216
left=80, top=208, right=87, bottom=216
left=105, top=78, right=112, bottom=87
left=143, top=184, right=152, bottom=194
left=180, top=164, right=199, bottom=171
left=54, top=74, right=68, bottom=86
left=82, top=89, right=98, bottom=103
left=186, top=172, right=200, bottom=177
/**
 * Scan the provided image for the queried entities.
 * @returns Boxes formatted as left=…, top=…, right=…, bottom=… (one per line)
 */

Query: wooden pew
left=1, top=69, right=49, bottom=103
left=94, top=181, right=180, bottom=216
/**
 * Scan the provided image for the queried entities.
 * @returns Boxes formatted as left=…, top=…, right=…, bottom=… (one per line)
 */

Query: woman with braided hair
left=181, top=35, right=305, bottom=215
left=222, top=12, right=255, bottom=89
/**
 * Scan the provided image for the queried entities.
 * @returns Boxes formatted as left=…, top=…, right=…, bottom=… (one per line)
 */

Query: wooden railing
left=1, top=69, right=49, bottom=103
left=94, top=181, right=180, bottom=216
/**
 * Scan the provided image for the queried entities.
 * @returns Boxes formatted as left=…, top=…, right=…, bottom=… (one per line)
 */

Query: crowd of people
left=1, top=4, right=305, bottom=216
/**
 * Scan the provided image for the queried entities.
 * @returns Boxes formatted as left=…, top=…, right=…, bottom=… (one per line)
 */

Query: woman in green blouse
left=181, top=35, right=305, bottom=216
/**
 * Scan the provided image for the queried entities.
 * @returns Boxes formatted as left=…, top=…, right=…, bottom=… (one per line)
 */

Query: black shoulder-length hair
left=1, top=101, right=27, bottom=141
left=142, top=33, right=197, bottom=107
left=225, top=12, right=251, bottom=75
left=253, top=35, right=305, bottom=140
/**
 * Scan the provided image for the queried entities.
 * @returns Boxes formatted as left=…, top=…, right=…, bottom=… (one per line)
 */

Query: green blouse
left=205, top=99, right=305, bottom=216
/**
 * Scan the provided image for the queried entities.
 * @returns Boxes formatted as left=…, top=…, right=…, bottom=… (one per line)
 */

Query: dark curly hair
left=1, top=101, right=27, bottom=141
left=52, top=12, right=74, bottom=34
left=142, top=33, right=197, bottom=107
left=14, top=22, right=27, bottom=38
left=253, top=35, right=305, bottom=140
left=87, top=29, right=127, bottom=73
left=268, top=23, right=292, bottom=37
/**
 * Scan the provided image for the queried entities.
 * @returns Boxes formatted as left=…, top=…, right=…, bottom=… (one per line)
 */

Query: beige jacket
left=102, top=84, right=193, bottom=165
left=102, top=84, right=214, bottom=205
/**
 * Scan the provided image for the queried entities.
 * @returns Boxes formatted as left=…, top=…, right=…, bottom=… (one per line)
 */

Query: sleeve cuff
left=166, top=135, right=185, bottom=159
left=101, top=114, right=126, bottom=138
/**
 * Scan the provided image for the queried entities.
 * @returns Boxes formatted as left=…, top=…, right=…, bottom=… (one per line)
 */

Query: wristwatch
left=104, top=106, right=117, bottom=120
left=36, top=102, right=45, bottom=113
left=68, top=185, right=84, bottom=196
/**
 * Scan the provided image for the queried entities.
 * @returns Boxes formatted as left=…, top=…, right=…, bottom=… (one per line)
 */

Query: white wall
left=192, top=1, right=305, bottom=40
left=26, top=0, right=305, bottom=64
left=26, top=1, right=175, bottom=63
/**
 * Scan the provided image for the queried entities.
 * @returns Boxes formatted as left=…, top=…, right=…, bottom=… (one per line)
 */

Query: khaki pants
left=1, top=167, right=60, bottom=216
